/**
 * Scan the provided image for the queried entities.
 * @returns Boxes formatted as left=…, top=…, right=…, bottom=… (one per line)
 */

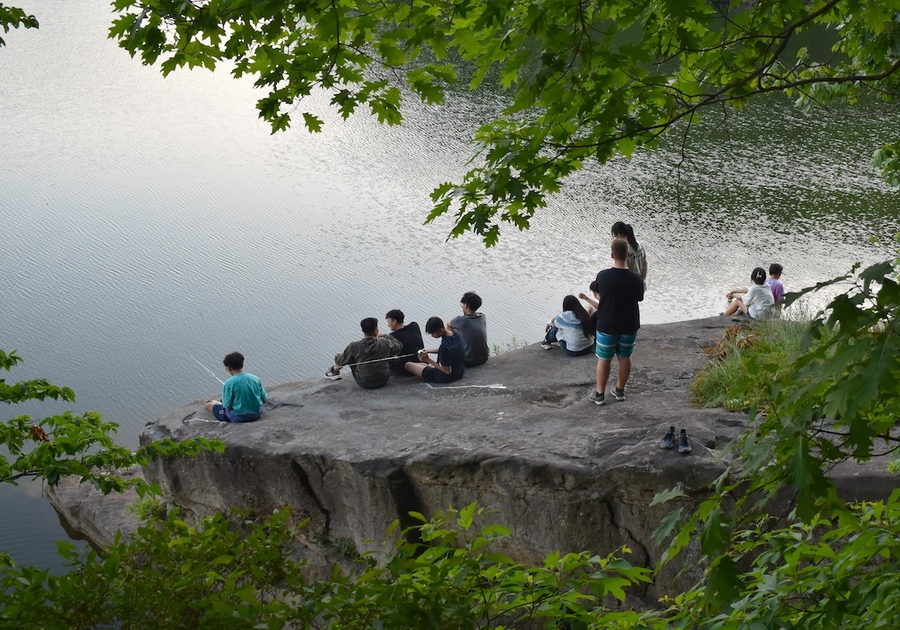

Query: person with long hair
left=723, top=267, right=775, bottom=320
left=541, top=295, right=595, bottom=356
left=611, top=221, right=647, bottom=283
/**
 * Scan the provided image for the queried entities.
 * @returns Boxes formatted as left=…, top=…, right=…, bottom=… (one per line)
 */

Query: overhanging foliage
left=96, top=0, right=900, bottom=243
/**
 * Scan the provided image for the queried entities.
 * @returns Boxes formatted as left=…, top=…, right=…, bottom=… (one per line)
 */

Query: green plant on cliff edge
left=0, top=349, right=222, bottom=494
left=127, top=495, right=166, bottom=522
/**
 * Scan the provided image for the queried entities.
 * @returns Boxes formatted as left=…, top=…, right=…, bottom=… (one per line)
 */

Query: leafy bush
left=0, top=503, right=655, bottom=629
left=0, top=508, right=313, bottom=629
left=127, top=496, right=166, bottom=521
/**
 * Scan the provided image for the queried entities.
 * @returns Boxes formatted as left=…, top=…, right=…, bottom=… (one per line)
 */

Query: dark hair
left=425, top=316, right=445, bottom=334
left=589, top=280, right=598, bottom=294
left=751, top=267, right=767, bottom=285
left=385, top=309, right=405, bottom=324
left=769, top=263, right=783, bottom=276
left=223, top=352, right=244, bottom=370
left=460, top=292, right=482, bottom=311
left=611, top=238, right=628, bottom=262
left=611, top=221, right=640, bottom=251
left=360, top=317, right=378, bottom=335
left=562, top=295, right=593, bottom=339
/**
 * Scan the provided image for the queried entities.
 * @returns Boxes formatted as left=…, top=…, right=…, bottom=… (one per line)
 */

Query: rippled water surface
left=2, top=2, right=899, bottom=569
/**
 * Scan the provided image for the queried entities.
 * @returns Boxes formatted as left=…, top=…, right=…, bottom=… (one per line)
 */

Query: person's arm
left=726, top=287, right=749, bottom=299
left=578, top=292, right=599, bottom=311
left=221, top=380, right=234, bottom=410
left=386, top=336, right=403, bottom=356
left=742, top=287, right=758, bottom=307
left=423, top=339, right=456, bottom=375
left=416, top=348, right=451, bottom=374
left=432, top=352, right=453, bottom=375
left=333, top=343, right=356, bottom=369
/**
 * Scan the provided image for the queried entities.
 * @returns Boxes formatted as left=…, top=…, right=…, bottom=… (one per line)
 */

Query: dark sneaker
left=540, top=342, right=553, bottom=350
left=678, top=429, right=692, bottom=454
left=613, top=387, right=626, bottom=401
left=325, top=367, right=342, bottom=380
left=659, top=426, right=676, bottom=449
left=588, top=391, right=606, bottom=406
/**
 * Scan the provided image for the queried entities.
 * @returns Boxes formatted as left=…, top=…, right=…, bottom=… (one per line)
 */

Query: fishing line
left=338, top=352, right=421, bottom=369
left=190, top=355, right=225, bottom=385
left=425, top=383, right=507, bottom=390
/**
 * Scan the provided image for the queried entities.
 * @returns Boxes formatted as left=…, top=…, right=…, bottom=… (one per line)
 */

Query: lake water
left=2, top=1, right=899, bottom=571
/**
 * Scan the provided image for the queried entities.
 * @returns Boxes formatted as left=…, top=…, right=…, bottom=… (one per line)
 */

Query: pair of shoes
left=588, top=391, right=606, bottom=406
left=325, top=367, right=342, bottom=380
left=613, top=387, right=625, bottom=401
left=659, top=426, right=692, bottom=453
left=540, top=342, right=554, bottom=350
left=659, top=426, right=676, bottom=449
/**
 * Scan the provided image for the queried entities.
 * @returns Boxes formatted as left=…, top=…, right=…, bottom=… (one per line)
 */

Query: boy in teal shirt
left=204, top=352, right=267, bottom=422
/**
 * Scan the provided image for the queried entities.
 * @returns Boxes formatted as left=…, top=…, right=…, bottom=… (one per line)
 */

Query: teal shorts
left=595, top=332, right=637, bottom=360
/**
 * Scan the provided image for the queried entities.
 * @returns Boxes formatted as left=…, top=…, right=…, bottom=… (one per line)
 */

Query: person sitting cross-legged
left=204, top=352, right=267, bottom=422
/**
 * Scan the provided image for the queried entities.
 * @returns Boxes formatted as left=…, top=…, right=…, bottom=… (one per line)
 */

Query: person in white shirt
left=723, top=267, right=775, bottom=320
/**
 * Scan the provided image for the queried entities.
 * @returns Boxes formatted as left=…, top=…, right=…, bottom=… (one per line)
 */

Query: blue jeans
left=545, top=327, right=594, bottom=356
left=212, top=404, right=261, bottom=423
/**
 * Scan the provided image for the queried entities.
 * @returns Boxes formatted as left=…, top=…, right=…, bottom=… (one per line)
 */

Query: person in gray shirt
left=450, top=291, right=489, bottom=367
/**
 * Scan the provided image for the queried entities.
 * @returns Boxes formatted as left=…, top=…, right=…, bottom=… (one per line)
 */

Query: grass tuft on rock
left=691, top=319, right=811, bottom=412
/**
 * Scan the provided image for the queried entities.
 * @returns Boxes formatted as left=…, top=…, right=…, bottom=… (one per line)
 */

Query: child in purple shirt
left=766, top=263, right=785, bottom=303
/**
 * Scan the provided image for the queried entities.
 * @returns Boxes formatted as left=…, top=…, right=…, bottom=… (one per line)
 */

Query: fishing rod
left=339, top=352, right=423, bottom=369
left=190, top=355, right=225, bottom=385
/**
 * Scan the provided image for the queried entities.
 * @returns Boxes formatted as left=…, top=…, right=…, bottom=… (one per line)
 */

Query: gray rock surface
left=48, top=316, right=897, bottom=601
left=47, top=465, right=143, bottom=549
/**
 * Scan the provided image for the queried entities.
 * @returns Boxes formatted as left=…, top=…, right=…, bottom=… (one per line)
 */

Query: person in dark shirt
left=405, top=317, right=465, bottom=383
left=588, top=239, right=645, bottom=406
left=385, top=309, right=424, bottom=374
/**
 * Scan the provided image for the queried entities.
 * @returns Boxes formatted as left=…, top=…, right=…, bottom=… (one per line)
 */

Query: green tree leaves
left=0, top=3, right=37, bottom=47
left=100, top=0, right=900, bottom=244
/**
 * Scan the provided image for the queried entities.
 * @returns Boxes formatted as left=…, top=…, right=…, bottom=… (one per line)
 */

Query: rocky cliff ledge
left=48, top=317, right=896, bottom=600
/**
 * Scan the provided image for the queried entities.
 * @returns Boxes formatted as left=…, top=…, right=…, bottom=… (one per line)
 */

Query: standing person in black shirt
left=588, top=239, right=645, bottom=406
